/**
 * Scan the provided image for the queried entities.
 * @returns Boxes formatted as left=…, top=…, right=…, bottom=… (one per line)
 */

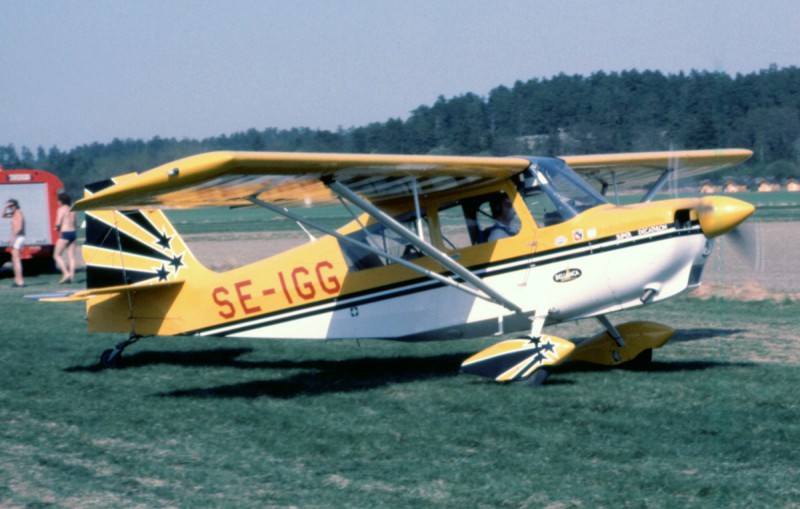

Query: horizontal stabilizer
left=461, top=335, right=575, bottom=382
left=28, top=279, right=185, bottom=303
left=25, top=290, right=86, bottom=303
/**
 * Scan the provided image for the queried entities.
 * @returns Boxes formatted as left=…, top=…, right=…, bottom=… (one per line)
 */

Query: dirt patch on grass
left=694, top=222, right=799, bottom=300
left=691, top=282, right=799, bottom=302
left=183, top=231, right=308, bottom=271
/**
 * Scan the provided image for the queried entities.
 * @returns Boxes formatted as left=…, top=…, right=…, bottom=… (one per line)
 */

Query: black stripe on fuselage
left=189, top=225, right=703, bottom=337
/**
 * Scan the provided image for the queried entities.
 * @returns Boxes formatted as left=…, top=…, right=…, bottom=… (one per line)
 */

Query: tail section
left=83, top=208, right=203, bottom=289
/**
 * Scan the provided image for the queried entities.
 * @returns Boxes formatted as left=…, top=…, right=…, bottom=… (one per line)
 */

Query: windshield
left=518, top=157, right=608, bottom=226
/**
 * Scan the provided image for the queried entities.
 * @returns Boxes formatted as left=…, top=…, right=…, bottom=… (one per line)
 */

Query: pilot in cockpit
left=483, top=194, right=518, bottom=242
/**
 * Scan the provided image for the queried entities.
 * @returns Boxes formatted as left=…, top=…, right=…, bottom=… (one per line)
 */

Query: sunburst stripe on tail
left=83, top=208, right=200, bottom=289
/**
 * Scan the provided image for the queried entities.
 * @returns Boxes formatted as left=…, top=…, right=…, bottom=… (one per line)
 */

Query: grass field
left=2, top=276, right=799, bottom=508
left=2, top=192, right=799, bottom=508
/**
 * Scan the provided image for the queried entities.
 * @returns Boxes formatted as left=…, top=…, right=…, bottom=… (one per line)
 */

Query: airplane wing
left=75, top=149, right=751, bottom=212
left=561, top=149, right=752, bottom=192
left=74, top=152, right=531, bottom=211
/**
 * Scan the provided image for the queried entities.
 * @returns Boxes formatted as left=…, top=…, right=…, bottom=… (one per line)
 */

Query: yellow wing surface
left=562, top=149, right=753, bottom=190
left=74, top=152, right=531, bottom=211
left=74, top=149, right=752, bottom=212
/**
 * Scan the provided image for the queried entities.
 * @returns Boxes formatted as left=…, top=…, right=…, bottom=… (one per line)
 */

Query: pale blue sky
left=2, top=0, right=799, bottom=150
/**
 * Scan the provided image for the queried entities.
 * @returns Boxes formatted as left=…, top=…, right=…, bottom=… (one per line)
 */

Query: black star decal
left=542, top=340, right=555, bottom=353
left=169, top=254, right=184, bottom=270
left=155, top=230, right=173, bottom=251
left=155, top=264, right=170, bottom=281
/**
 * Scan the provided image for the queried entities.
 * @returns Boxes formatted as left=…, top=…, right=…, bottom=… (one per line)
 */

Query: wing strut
left=245, top=197, right=503, bottom=306
left=411, top=178, right=425, bottom=241
left=324, top=178, right=523, bottom=314
left=640, top=167, right=673, bottom=203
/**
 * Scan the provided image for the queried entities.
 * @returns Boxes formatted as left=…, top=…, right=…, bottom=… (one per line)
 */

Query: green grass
left=739, top=191, right=800, bottom=222
left=2, top=274, right=799, bottom=508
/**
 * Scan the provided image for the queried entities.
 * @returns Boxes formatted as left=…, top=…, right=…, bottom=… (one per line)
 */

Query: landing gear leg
left=99, top=334, right=142, bottom=369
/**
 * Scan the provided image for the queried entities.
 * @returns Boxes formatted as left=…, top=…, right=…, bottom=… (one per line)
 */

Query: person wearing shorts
left=54, top=193, right=78, bottom=284
left=4, top=199, right=25, bottom=287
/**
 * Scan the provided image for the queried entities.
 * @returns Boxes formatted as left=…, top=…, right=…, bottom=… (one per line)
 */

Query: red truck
left=0, top=166, right=66, bottom=271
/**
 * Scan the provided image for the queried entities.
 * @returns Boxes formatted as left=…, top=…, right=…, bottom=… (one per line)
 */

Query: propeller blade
left=725, top=221, right=764, bottom=270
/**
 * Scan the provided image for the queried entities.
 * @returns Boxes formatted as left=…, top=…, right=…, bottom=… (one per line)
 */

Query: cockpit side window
left=338, top=211, right=430, bottom=271
left=436, top=191, right=521, bottom=248
left=517, top=158, right=609, bottom=227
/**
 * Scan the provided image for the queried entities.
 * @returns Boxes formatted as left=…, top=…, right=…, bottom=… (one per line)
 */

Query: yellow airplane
left=41, top=149, right=754, bottom=385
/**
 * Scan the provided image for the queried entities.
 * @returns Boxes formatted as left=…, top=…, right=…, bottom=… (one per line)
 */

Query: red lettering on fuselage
left=316, top=261, right=341, bottom=294
left=234, top=280, right=262, bottom=315
left=292, top=266, right=315, bottom=299
left=212, top=286, right=235, bottom=319
left=211, top=259, right=341, bottom=320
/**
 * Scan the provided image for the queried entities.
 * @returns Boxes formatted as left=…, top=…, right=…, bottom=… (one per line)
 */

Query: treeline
left=3, top=65, right=800, bottom=196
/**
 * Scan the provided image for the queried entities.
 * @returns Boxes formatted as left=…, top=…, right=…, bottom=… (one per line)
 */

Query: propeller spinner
left=697, top=196, right=755, bottom=238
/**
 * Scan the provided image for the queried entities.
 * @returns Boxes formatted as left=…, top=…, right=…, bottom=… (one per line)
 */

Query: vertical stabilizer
left=83, top=208, right=202, bottom=289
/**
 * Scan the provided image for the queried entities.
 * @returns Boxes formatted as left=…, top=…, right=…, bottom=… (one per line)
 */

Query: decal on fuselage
left=553, top=268, right=582, bottom=283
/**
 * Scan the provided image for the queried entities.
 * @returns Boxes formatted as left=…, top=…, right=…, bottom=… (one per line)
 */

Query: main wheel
left=513, top=369, right=549, bottom=387
left=623, top=348, right=653, bottom=371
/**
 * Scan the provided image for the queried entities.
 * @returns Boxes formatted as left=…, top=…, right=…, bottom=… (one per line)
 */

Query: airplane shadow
left=66, top=347, right=260, bottom=373
left=669, top=328, right=746, bottom=343
left=65, top=348, right=469, bottom=398
left=63, top=326, right=754, bottom=399
left=553, top=359, right=753, bottom=376
left=162, top=351, right=470, bottom=399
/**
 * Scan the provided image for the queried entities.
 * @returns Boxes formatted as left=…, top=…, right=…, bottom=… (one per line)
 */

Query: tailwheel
left=98, top=334, right=142, bottom=369
left=100, top=348, right=121, bottom=369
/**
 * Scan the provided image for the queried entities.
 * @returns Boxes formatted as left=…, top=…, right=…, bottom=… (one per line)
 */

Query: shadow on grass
left=555, top=359, right=753, bottom=374
left=65, top=348, right=259, bottom=373
left=65, top=347, right=470, bottom=398
left=162, top=351, right=470, bottom=399
left=670, top=328, right=747, bottom=342
left=160, top=357, right=753, bottom=399
left=63, top=325, right=755, bottom=398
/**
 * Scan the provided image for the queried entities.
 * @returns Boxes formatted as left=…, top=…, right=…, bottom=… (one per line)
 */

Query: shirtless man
left=4, top=199, right=25, bottom=287
left=54, top=193, right=78, bottom=284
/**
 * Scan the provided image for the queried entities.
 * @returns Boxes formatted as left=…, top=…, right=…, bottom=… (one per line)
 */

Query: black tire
left=100, top=349, right=119, bottom=369
left=513, top=369, right=549, bottom=387
left=624, top=348, right=653, bottom=370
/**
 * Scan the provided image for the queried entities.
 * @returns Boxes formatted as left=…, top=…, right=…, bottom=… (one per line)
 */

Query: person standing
left=54, top=193, right=78, bottom=284
left=4, top=199, right=25, bottom=287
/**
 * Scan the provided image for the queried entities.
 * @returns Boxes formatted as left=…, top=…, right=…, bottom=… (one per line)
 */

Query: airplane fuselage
left=186, top=200, right=711, bottom=342
left=82, top=196, right=714, bottom=345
